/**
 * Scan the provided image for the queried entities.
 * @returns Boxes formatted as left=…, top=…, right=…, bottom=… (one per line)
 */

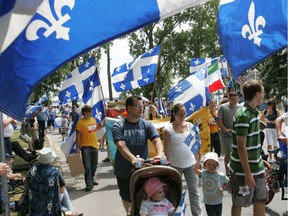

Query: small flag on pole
left=112, top=45, right=160, bottom=92
left=174, top=190, right=187, bottom=216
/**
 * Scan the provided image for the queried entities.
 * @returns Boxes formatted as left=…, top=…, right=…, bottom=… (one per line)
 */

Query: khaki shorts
left=220, top=135, right=232, bottom=155
left=231, top=173, right=268, bottom=207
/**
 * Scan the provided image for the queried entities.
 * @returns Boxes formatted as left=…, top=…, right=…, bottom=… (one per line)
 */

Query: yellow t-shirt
left=76, top=117, right=98, bottom=149
left=209, top=110, right=220, bottom=134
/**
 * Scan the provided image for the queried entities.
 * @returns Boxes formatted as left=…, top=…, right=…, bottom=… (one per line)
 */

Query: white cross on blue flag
left=168, top=69, right=210, bottom=117
left=218, top=0, right=287, bottom=78
left=58, top=58, right=96, bottom=104
left=112, top=45, right=160, bottom=92
left=0, top=0, right=209, bottom=120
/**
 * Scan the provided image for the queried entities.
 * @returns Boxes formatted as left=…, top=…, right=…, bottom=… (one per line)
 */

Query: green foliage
left=256, top=49, right=287, bottom=101
left=127, top=0, right=221, bottom=100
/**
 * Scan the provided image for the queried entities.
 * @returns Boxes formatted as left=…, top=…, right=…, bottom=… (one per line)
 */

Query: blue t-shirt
left=112, top=118, right=160, bottom=178
left=200, top=171, right=229, bottom=205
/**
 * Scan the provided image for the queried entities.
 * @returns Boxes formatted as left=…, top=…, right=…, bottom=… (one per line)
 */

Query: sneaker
left=85, top=185, right=93, bottom=191
left=93, top=181, right=99, bottom=186
left=102, top=157, right=111, bottom=162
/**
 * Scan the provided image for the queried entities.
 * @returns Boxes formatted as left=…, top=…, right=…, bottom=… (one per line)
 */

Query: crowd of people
left=0, top=79, right=287, bottom=215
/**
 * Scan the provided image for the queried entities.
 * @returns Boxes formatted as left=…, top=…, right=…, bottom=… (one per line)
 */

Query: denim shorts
left=231, top=173, right=268, bottom=207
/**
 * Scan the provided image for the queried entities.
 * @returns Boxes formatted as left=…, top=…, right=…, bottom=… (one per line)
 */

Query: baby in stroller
left=130, top=165, right=182, bottom=216
left=139, top=177, right=175, bottom=216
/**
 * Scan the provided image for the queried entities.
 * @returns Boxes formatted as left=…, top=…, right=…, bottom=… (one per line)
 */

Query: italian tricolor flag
left=207, top=60, right=225, bottom=93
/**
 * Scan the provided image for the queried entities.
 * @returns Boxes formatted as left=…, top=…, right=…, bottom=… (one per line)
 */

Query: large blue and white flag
left=174, top=190, right=187, bottom=216
left=0, top=0, right=209, bottom=121
left=37, top=93, right=48, bottom=105
left=24, top=105, right=42, bottom=119
left=184, top=123, right=201, bottom=154
left=218, top=0, right=288, bottom=79
left=58, top=57, right=96, bottom=104
left=168, top=69, right=211, bottom=117
left=60, top=60, right=105, bottom=156
left=0, top=0, right=43, bottom=53
left=112, top=45, right=160, bottom=92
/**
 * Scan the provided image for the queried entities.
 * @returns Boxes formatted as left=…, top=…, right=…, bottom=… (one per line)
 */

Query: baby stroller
left=130, top=164, right=182, bottom=216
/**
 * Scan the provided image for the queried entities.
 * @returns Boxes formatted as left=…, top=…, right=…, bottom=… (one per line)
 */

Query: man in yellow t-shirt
left=76, top=105, right=101, bottom=191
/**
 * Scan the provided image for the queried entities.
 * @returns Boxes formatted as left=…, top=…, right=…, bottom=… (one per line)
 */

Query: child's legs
left=205, top=204, right=222, bottom=216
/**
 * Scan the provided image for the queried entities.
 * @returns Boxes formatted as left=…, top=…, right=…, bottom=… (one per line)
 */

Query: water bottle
left=135, top=155, right=142, bottom=168
left=160, top=153, right=167, bottom=165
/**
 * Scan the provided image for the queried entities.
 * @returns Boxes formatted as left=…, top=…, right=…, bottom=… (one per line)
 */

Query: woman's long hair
left=149, top=105, right=162, bottom=120
left=266, top=98, right=277, bottom=115
left=170, top=103, right=185, bottom=123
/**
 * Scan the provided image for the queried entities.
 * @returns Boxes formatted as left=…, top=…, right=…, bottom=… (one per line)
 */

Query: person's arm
left=151, top=137, right=163, bottom=159
left=193, top=151, right=202, bottom=177
left=236, top=135, right=255, bottom=188
left=275, top=116, right=288, bottom=143
left=163, top=131, right=171, bottom=161
left=115, top=140, right=141, bottom=166
left=216, top=119, right=231, bottom=134
left=75, top=130, right=81, bottom=153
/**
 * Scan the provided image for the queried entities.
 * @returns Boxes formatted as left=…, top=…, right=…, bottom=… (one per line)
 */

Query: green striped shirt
left=228, top=103, right=265, bottom=175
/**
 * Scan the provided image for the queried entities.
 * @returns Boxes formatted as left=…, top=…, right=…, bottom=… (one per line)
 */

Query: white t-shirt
left=281, top=113, right=288, bottom=136
left=3, top=113, right=14, bottom=137
left=164, top=122, right=196, bottom=168
left=139, top=198, right=174, bottom=216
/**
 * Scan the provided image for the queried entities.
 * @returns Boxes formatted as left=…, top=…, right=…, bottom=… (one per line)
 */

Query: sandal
left=102, top=157, right=111, bottom=162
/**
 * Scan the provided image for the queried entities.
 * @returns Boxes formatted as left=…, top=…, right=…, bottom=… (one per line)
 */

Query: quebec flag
left=168, top=69, right=210, bottom=117
left=0, top=0, right=209, bottom=121
left=61, top=62, right=105, bottom=156
left=183, top=123, right=201, bottom=154
left=58, top=57, right=96, bottom=104
left=218, top=0, right=287, bottom=78
left=112, top=45, right=160, bottom=92
left=174, top=190, right=187, bottom=216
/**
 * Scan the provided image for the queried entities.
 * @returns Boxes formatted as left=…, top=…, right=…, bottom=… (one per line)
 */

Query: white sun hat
left=37, top=148, right=57, bottom=164
left=203, top=152, right=219, bottom=165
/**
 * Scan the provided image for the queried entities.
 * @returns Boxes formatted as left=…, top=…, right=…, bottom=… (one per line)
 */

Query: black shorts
left=116, top=176, right=131, bottom=202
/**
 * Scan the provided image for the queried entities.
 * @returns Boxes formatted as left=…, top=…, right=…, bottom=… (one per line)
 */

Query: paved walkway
left=47, top=131, right=287, bottom=216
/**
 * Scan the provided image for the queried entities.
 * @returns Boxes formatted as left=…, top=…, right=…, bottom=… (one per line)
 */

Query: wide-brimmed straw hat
left=144, top=177, right=166, bottom=199
left=37, top=148, right=57, bottom=164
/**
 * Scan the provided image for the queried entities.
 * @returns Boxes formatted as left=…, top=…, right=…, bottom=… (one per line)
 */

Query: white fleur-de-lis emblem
left=26, top=0, right=75, bottom=41
left=143, top=78, right=149, bottom=83
left=120, top=83, right=126, bottom=90
left=89, top=81, right=94, bottom=91
left=175, top=86, right=182, bottom=92
left=242, top=1, right=266, bottom=46
left=65, top=91, right=71, bottom=98
left=148, top=48, right=154, bottom=55
left=147, top=68, right=150, bottom=74
left=94, top=109, right=102, bottom=121
left=116, top=67, right=121, bottom=72
left=189, top=103, right=196, bottom=112
left=85, top=61, right=90, bottom=68
left=194, top=59, right=200, bottom=65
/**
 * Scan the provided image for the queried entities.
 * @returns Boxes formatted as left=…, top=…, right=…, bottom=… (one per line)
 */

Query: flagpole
left=150, top=45, right=162, bottom=102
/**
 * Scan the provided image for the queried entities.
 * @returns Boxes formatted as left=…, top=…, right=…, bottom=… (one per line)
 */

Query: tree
left=126, top=0, right=220, bottom=100
left=256, top=48, right=287, bottom=102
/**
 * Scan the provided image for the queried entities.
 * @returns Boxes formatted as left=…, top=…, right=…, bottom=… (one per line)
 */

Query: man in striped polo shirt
left=228, top=80, right=267, bottom=216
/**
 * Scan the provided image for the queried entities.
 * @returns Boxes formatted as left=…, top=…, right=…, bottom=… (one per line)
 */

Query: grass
left=1, top=130, right=51, bottom=215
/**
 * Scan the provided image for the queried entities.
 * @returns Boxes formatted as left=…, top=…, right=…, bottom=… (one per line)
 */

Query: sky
left=98, top=39, right=133, bottom=99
